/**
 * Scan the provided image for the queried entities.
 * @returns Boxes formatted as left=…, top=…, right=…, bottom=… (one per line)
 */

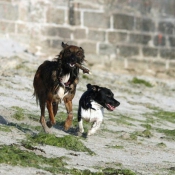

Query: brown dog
left=33, top=42, right=85, bottom=133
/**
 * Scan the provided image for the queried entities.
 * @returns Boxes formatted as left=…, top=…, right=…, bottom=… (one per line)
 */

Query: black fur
left=35, top=43, right=84, bottom=95
left=33, top=42, right=86, bottom=132
left=78, top=84, right=120, bottom=122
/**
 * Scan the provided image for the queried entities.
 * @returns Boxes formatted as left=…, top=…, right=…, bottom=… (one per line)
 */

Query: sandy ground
left=0, top=40, right=175, bottom=175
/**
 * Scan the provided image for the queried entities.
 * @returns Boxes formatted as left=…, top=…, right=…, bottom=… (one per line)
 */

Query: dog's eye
left=76, top=51, right=81, bottom=57
left=65, top=50, right=72, bottom=56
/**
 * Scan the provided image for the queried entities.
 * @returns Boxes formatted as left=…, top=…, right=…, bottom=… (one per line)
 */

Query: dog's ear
left=61, top=42, right=69, bottom=48
left=59, top=42, right=69, bottom=59
left=87, top=84, right=92, bottom=90
left=79, top=47, right=83, bottom=51
left=87, top=84, right=100, bottom=91
left=92, top=85, right=101, bottom=91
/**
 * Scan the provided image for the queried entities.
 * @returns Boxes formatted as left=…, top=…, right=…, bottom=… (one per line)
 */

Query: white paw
left=79, top=128, right=84, bottom=133
left=87, top=130, right=95, bottom=136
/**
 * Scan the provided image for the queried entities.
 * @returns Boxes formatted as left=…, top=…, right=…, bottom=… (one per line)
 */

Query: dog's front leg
left=78, top=119, right=84, bottom=134
left=46, top=100, right=56, bottom=128
left=63, top=98, right=73, bottom=131
left=52, top=102, right=58, bottom=116
left=88, top=120, right=102, bottom=136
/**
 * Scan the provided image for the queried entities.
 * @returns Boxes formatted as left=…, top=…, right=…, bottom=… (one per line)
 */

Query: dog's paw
left=64, top=120, right=72, bottom=131
left=46, top=121, right=53, bottom=128
left=87, top=130, right=96, bottom=136
left=41, top=125, right=50, bottom=133
left=79, top=128, right=84, bottom=133
left=64, top=114, right=73, bottom=131
left=77, top=131, right=83, bottom=137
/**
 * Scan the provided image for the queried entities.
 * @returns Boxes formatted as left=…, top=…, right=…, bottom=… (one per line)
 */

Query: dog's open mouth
left=106, top=104, right=116, bottom=111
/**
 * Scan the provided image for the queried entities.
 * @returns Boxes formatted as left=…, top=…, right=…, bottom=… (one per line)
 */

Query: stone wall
left=0, top=0, right=175, bottom=73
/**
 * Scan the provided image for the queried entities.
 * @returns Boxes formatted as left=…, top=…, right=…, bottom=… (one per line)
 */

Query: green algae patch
left=0, top=144, right=66, bottom=174
left=27, top=133, right=95, bottom=155
left=101, top=167, right=136, bottom=175
left=0, top=125, right=11, bottom=132
left=131, top=77, right=153, bottom=87
left=12, top=106, right=25, bottom=121
left=111, top=145, right=124, bottom=149
left=140, top=124, right=152, bottom=130
left=156, top=142, right=167, bottom=148
left=0, top=145, right=136, bottom=175
left=153, top=110, right=175, bottom=123
left=130, top=129, right=153, bottom=140
left=156, top=128, right=175, bottom=140
left=69, top=167, right=136, bottom=175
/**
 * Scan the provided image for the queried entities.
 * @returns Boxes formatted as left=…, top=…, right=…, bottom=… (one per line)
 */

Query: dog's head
left=87, top=84, right=120, bottom=111
left=59, top=42, right=85, bottom=70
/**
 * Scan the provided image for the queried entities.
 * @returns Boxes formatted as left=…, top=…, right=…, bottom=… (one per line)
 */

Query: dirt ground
left=0, top=42, right=175, bottom=175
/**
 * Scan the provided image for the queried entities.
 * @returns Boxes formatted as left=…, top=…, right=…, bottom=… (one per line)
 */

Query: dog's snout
left=114, top=100, right=120, bottom=107
left=116, top=101, right=120, bottom=107
left=71, top=56, right=76, bottom=62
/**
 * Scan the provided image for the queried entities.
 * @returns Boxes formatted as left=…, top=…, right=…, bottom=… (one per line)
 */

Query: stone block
left=50, top=0, right=68, bottom=6
left=84, top=12, right=110, bottom=29
left=99, top=43, right=116, bottom=55
left=17, top=23, right=43, bottom=38
left=160, top=49, right=175, bottom=59
left=136, top=17, right=155, bottom=32
left=73, top=28, right=86, bottom=39
left=169, top=36, right=175, bottom=47
left=158, top=21, right=174, bottom=35
left=16, top=23, right=29, bottom=34
left=50, top=39, right=64, bottom=49
left=48, top=39, right=78, bottom=49
left=129, top=33, right=151, bottom=45
left=43, top=27, right=72, bottom=39
left=9, top=33, right=32, bottom=45
left=18, top=2, right=46, bottom=23
left=142, top=47, right=158, bottom=57
left=119, top=45, right=139, bottom=57
left=43, top=39, right=51, bottom=48
left=0, top=3, right=18, bottom=20
left=108, top=31, right=128, bottom=44
left=69, top=10, right=81, bottom=26
left=153, top=34, right=166, bottom=46
left=88, top=30, right=105, bottom=42
left=113, top=14, right=134, bottom=30
left=72, top=1, right=101, bottom=10
left=0, top=21, right=15, bottom=33
left=81, top=42, right=96, bottom=54
left=74, top=10, right=81, bottom=26
left=46, top=8, right=65, bottom=24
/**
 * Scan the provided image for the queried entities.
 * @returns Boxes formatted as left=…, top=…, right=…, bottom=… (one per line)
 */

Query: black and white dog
left=77, top=84, right=120, bottom=136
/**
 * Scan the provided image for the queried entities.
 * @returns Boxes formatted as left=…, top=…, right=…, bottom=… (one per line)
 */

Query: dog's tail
left=33, top=90, right=39, bottom=106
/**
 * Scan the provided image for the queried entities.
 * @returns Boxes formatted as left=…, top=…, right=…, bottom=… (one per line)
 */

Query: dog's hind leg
left=78, top=106, right=84, bottom=134
left=46, top=100, right=56, bottom=128
left=39, top=100, right=50, bottom=133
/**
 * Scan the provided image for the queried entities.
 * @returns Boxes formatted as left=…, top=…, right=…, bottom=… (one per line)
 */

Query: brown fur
left=33, top=42, right=85, bottom=133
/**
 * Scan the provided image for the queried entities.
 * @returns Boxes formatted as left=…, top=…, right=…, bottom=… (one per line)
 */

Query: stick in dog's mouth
left=75, top=63, right=91, bottom=74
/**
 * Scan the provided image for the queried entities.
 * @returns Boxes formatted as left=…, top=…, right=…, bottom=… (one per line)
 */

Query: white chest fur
left=81, top=101, right=104, bottom=122
left=79, top=101, right=104, bottom=136
left=57, top=73, right=70, bottom=99
left=60, top=73, right=70, bottom=84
